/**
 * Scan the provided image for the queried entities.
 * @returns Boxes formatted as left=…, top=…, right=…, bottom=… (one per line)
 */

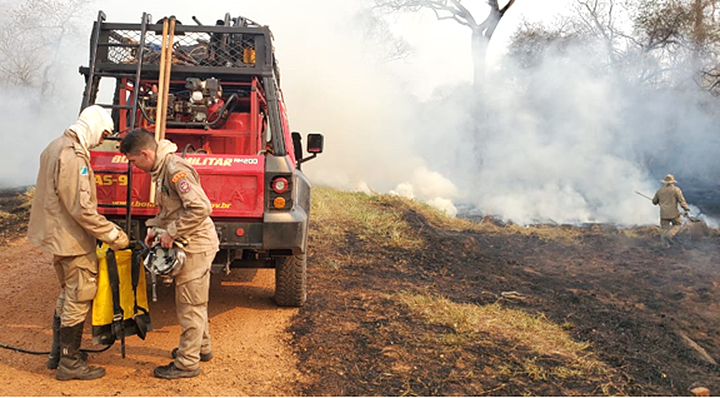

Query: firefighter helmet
left=143, top=244, right=186, bottom=277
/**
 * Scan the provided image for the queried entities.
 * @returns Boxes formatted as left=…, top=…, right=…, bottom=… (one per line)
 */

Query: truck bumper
left=214, top=206, right=308, bottom=254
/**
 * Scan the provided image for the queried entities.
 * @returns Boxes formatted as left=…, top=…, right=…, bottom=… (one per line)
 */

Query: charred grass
left=0, top=187, right=32, bottom=245
left=291, top=186, right=720, bottom=396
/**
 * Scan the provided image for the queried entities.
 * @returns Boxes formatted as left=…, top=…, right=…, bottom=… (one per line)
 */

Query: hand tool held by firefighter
left=683, top=211, right=699, bottom=222
left=635, top=191, right=653, bottom=201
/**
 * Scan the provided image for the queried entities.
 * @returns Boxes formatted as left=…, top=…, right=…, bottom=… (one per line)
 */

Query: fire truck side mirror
left=295, top=133, right=323, bottom=167
left=307, top=133, right=324, bottom=154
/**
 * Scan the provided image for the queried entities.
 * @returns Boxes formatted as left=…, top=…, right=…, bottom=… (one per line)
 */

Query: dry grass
left=394, top=291, right=616, bottom=384
left=311, top=186, right=424, bottom=251
left=311, top=186, right=591, bottom=244
left=0, top=210, right=15, bottom=220
left=312, top=186, right=719, bottom=244
left=19, top=187, right=34, bottom=209
left=0, top=187, right=33, bottom=215
left=312, top=187, right=598, bottom=242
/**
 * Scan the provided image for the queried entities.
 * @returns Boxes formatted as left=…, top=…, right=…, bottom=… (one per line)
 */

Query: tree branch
left=448, top=0, right=478, bottom=26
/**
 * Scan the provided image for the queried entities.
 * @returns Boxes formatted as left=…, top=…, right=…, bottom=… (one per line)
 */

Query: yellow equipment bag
left=92, top=243, right=152, bottom=347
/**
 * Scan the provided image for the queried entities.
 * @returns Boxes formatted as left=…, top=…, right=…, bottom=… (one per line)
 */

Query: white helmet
left=143, top=244, right=186, bottom=277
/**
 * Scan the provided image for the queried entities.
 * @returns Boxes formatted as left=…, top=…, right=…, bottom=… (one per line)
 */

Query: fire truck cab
left=81, top=12, right=322, bottom=307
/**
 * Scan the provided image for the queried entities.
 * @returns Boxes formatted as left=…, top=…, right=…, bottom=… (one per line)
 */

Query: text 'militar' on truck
left=81, top=11, right=324, bottom=307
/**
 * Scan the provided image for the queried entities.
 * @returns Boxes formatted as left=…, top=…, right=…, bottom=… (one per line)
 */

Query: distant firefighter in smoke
left=652, top=174, right=690, bottom=247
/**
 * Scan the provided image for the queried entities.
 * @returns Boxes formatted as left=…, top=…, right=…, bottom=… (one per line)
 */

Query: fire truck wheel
left=274, top=253, right=307, bottom=307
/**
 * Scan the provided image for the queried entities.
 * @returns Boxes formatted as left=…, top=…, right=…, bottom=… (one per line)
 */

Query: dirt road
left=0, top=238, right=302, bottom=396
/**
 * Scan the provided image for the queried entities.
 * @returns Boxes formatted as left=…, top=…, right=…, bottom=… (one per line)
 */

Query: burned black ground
left=292, top=207, right=720, bottom=396
left=0, top=187, right=31, bottom=245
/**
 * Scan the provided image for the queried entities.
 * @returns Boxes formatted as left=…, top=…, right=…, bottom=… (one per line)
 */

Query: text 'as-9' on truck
left=82, top=11, right=324, bottom=307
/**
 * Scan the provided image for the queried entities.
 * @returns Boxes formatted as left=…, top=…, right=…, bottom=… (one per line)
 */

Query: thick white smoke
left=406, top=37, right=720, bottom=225
left=3, top=0, right=717, bottom=227
left=0, top=50, right=86, bottom=187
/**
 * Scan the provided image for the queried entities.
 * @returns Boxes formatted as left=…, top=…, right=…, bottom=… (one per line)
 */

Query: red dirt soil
left=0, top=238, right=304, bottom=396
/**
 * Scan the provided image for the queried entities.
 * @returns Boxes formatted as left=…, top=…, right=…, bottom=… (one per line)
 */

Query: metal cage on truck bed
left=79, top=13, right=279, bottom=82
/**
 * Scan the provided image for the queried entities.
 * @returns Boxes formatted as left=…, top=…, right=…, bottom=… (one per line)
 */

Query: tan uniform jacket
left=28, top=131, right=120, bottom=260
left=146, top=153, right=219, bottom=283
left=652, top=184, right=689, bottom=219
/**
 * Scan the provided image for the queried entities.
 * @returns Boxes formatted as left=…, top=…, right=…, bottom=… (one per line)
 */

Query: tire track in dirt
left=0, top=238, right=303, bottom=396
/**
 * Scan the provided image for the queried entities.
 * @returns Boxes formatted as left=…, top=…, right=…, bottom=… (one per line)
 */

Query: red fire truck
left=81, top=11, right=323, bottom=307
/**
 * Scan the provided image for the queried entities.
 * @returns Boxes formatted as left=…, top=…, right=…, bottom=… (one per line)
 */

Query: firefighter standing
left=28, top=105, right=130, bottom=381
left=652, top=174, right=690, bottom=247
left=119, top=129, right=218, bottom=379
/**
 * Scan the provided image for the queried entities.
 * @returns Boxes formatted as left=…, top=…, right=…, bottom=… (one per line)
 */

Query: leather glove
left=109, top=229, right=130, bottom=251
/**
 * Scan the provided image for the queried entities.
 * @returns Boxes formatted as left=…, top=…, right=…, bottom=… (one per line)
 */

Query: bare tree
left=0, top=0, right=93, bottom=97
left=632, top=0, right=720, bottom=89
left=509, top=0, right=720, bottom=90
left=373, top=0, right=517, bottom=87
left=507, top=20, right=579, bottom=69
left=355, top=8, right=414, bottom=62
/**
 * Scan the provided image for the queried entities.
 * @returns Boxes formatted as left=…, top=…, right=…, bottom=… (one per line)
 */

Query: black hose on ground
left=0, top=341, right=114, bottom=355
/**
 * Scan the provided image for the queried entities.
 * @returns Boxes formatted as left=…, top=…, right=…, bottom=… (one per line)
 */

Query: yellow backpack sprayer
left=91, top=242, right=152, bottom=357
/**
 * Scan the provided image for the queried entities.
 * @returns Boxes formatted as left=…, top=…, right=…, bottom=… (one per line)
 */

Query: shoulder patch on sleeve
left=80, top=166, right=88, bottom=176
left=171, top=172, right=187, bottom=183
left=177, top=178, right=191, bottom=193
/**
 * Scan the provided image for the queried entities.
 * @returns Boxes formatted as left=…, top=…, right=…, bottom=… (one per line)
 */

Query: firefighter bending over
left=28, top=105, right=130, bottom=381
left=652, top=174, right=690, bottom=247
left=120, top=129, right=219, bottom=379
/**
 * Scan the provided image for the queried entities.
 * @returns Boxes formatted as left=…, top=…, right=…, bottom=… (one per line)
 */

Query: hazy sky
left=3, top=0, right=540, bottom=185
left=3, top=0, right=717, bottom=227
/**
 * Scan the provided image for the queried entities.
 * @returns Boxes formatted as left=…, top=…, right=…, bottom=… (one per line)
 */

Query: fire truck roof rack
left=79, top=14, right=278, bottom=83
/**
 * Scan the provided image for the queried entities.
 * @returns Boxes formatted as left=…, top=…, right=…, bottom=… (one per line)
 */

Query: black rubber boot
left=154, top=362, right=201, bottom=379
left=46, top=313, right=61, bottom=369
left=55, top=323, right=105, bottom=381
left=48, top=314, right=88, bottom=370
left=172, top=347, right=213, bottom=362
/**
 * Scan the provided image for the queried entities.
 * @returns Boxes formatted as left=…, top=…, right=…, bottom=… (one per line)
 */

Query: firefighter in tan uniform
left=652, top=174, right=690, bottom=247
left=119, top=129, right=219, bottom=379
left=28, top=105, right=130, bottom=381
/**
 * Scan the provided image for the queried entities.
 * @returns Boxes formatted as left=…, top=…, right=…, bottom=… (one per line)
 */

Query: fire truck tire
left=274, top=253, right=307, bottom=307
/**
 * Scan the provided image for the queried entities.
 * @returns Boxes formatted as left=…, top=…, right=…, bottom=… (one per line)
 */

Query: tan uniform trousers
left=174, top=252, right=213, bottom=371
left=53, top=252, right=98, bottom=327
left=660, top=216, right=683, bottom=241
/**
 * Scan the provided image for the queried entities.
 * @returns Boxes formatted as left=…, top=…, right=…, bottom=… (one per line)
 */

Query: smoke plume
left=3, top=0, right=718, bottom=228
